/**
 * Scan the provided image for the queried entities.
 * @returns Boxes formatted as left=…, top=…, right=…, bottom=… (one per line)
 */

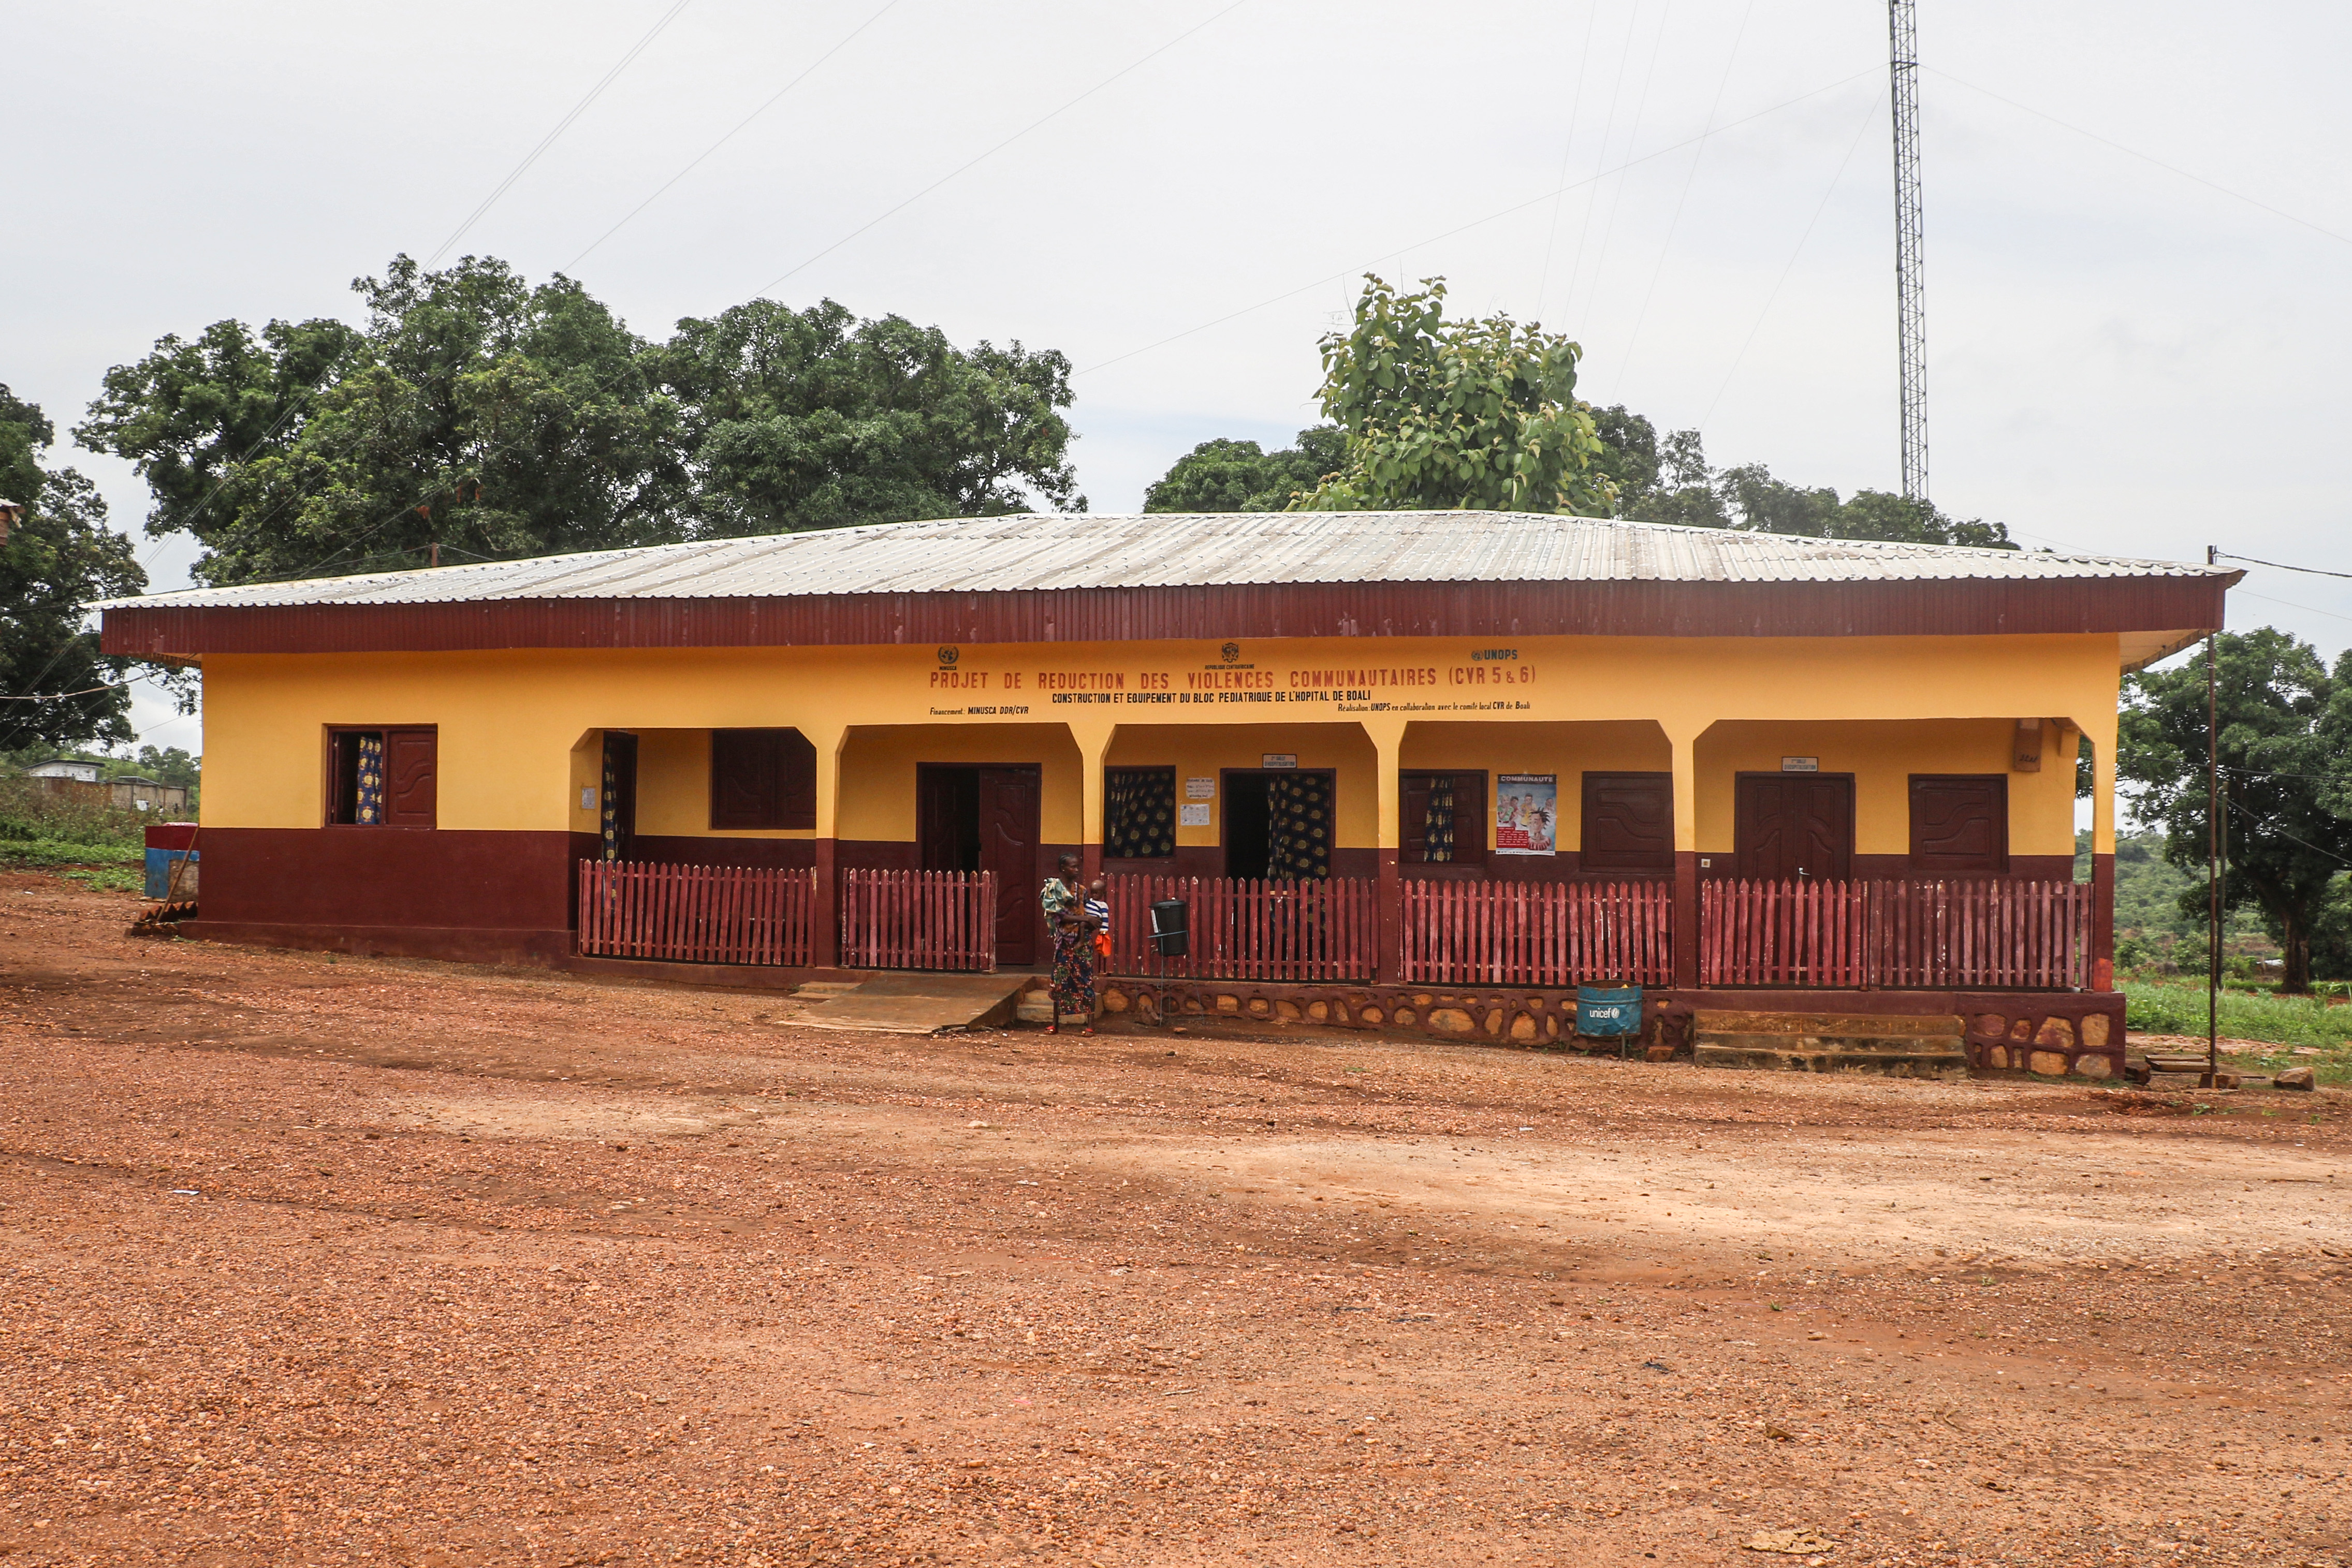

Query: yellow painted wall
left=194, top=632, right=2124, bottom=853
left=1692, top=720, right=2078, bottom=858
left=836, top=724, right=1084, bottom=843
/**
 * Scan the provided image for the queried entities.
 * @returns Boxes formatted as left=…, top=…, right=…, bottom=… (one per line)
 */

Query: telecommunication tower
left=1889, top=0, right=1927, bottom=502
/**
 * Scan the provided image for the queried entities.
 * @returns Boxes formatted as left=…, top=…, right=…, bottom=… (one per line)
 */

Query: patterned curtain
left=354, top=734, right=385, bottom=826
left=1423, top=773, right=1455, bottom=863
left=601, top=735, right=624, bottom=861
left=1267, top=773, right=1331, bottom=881
left=1104, top=768, right=1175, bottom=858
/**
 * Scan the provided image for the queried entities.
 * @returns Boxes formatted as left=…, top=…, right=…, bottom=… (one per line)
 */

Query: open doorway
left=1222, top=769, right=1335, bottom=881
left=600, top=731, right=637, bottom=860
left=917, top=764, right=1042, bottom=964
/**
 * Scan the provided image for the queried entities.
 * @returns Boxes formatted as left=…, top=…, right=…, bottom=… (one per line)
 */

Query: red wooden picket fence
left=840, top=868, right=997, bottom=972
left=1103, top=873, right=1378, bottom=982
left=1700, top=878, right=2093, bottom=989
left=577, top=859, right=816, bottom=966
left=1399, top=878, right=1673, bottom=987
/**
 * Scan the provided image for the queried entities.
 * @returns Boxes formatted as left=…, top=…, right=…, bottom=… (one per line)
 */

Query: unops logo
left=937, top=646, right=960, bottom=666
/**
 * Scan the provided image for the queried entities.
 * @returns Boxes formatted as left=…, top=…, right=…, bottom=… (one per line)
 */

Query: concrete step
left=1692, top=1010, right=1968, bottom=1079
left=792, top=972, right=1026, bottom=1034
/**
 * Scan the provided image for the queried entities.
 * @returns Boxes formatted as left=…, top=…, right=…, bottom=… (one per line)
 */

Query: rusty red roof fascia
left=100, top=577, right=2232, bottom=658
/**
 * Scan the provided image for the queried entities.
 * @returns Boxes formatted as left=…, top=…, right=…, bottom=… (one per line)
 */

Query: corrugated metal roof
left=99, top=510, right=2232, bottom=611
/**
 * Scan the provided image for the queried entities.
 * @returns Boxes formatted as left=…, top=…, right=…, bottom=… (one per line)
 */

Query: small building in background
left=25, top=759, right=101, bottom=783
left=109, top=776, right=189, bottom=815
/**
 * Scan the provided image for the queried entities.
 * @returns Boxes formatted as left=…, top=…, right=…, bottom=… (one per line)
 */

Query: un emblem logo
left=1220, top=641, right=1240, bottom=663
left=938, top=646, right=959, bottom=667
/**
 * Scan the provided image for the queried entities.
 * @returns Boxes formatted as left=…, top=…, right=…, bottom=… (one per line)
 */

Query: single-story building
left=100, top=510, right=2237, bottom=1076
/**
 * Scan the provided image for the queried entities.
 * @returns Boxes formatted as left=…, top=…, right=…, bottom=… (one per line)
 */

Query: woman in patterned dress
left=1039, top=853, right=1097, bottom=1034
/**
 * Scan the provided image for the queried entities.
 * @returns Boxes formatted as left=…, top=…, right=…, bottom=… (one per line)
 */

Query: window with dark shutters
left=710, top=728, right=817, bottom=830
left=1579, top=772, right=1673, bottom=873
left=1909, top=774, right=2008, bottom=873
left=326, top=727, right=436, bottom=827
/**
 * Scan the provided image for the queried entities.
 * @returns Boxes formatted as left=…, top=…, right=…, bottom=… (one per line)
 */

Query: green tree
left=132, top=745, right=201, bottom=790
left=1143, top=428, right=1345, bottom=512
left=0, top=384, right=144, bottom=752
left=2117, top=628, right=2352, bottom=992
left=1293, top=277, right=1613, bottom=514
left=81, top=256, right=687, bottom=585
left=658, top=298, right=1082, bottom=535
left=1592, top=414, right=2017, bottom=547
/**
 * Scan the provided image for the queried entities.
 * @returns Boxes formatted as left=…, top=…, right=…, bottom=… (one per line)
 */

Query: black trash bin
left=1150, top=899, right=1190, bottom=957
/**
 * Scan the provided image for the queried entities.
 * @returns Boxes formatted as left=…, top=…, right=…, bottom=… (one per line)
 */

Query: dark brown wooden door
left=976, top=766, right=1041, bottom=965
left=1908, top=774, right=2007, bottom=873
left=1735, top=774, right=1852, bottom=882
left=1580, top=771, right=1673, bottom=873
left=384, top=729, right=439, bottom=828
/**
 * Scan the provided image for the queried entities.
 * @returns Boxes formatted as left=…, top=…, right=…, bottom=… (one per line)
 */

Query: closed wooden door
left=976, top=766, right=1042, bottom=965
left=1735, top=774, right=1853, bottom=882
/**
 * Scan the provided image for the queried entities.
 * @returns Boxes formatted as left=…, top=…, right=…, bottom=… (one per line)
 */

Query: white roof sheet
left=102, top=510, right=2231, bottom=610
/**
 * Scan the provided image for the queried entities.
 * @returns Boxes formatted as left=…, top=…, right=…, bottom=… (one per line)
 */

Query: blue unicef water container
left=1576, top=985, right=1643, bottom=1039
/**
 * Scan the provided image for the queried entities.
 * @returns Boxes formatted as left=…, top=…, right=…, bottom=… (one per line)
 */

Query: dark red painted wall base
left=199, top=827, right=576, bottom=931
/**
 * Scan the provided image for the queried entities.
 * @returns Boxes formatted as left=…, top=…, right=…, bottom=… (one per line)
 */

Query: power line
left=1531, top=3, right=1601, bottom=325
left=567, top=0, right=909, bottom=270
left=2216, top=551, right=2352, bottom=581
left=427, top=0, right=695, bottom=268
left=1616, top=0, right=1755, bottom=386
left=1698, top=85, right=1882, bottom=431
left=2236, top=590, right=2352, bottom=626
left=1076, top=67, right=1877, bottom=379
left=1926, top=66, right=2352, bottom=253
left=755, top=0, right=1253, bottom=296
left=1576, top=0, right=1675, bottom=335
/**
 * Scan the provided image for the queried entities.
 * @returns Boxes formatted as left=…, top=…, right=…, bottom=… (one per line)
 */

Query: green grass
left=59, top=866, right=144, bottom=893
left=2122, top=974, right=2352, bottom=1085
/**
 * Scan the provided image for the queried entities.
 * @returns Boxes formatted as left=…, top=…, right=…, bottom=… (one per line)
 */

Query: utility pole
left=2206, top=544, right=2222, bottom=1082
left=1889, top=0, right=1928, bottom=502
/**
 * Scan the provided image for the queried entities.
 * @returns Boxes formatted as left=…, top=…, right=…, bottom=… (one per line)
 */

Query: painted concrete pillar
left=1070, top=720, right=1115, bottom=887
left=1668, top=724, right=1705, bottom=989
left=810, top=723, right=849, bottom=970
left=1361, top=716, right=1408, bottom=984
left=2084, top=715, right=2120, bottom=991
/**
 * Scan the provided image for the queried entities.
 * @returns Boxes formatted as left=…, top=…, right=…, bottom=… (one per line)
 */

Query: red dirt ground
left=3, top=870, right=2348, bottom=1567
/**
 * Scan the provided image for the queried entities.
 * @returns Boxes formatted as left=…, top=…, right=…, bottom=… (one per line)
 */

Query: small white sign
left=1262, top=753, right=1298, bottom=769
left=581, top=786, right=599, bottom=810
left=1780, top=756, right=1820, bottom=773
left=1185, top=776, right=1216, bottom=800
left=1179, top=803, right=1212, bottom=827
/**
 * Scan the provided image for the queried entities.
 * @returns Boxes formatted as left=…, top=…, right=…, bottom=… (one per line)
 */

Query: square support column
left=809, top=723, right=848, bottom=970
left=1669, top=726, right=1703, bottom=989
left=1362, top=717, right=1407, bottom=984
left=1070, top=720, right=1114, bottom=887
left=2084, top=716, right=2119, bottom=991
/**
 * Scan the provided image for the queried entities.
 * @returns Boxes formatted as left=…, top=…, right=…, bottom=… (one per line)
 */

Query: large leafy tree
left=1293, top=276, right=1613, bottom=514
left=82, top=258, right=1083, bottom=585
left=1143, top=428, right=1345, bottom=513
left=658, top=299, right=1082, bottom=536
left=81, top=256, right=687, bottom=585
left=2118, top=628, right=2352, bottom=992
left=0, top=384, right=144, bottom=751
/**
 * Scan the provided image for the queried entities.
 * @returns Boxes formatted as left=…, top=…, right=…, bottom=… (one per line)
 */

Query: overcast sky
left=11, top=0, right=2351, bottom=760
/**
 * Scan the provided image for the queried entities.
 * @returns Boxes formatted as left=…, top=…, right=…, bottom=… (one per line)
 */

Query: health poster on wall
left=1494, top=774, right=1558, bottom=856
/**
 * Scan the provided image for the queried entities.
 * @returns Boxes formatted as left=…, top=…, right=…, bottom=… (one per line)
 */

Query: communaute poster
left=1495, top=774, right=1557, bottom=856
